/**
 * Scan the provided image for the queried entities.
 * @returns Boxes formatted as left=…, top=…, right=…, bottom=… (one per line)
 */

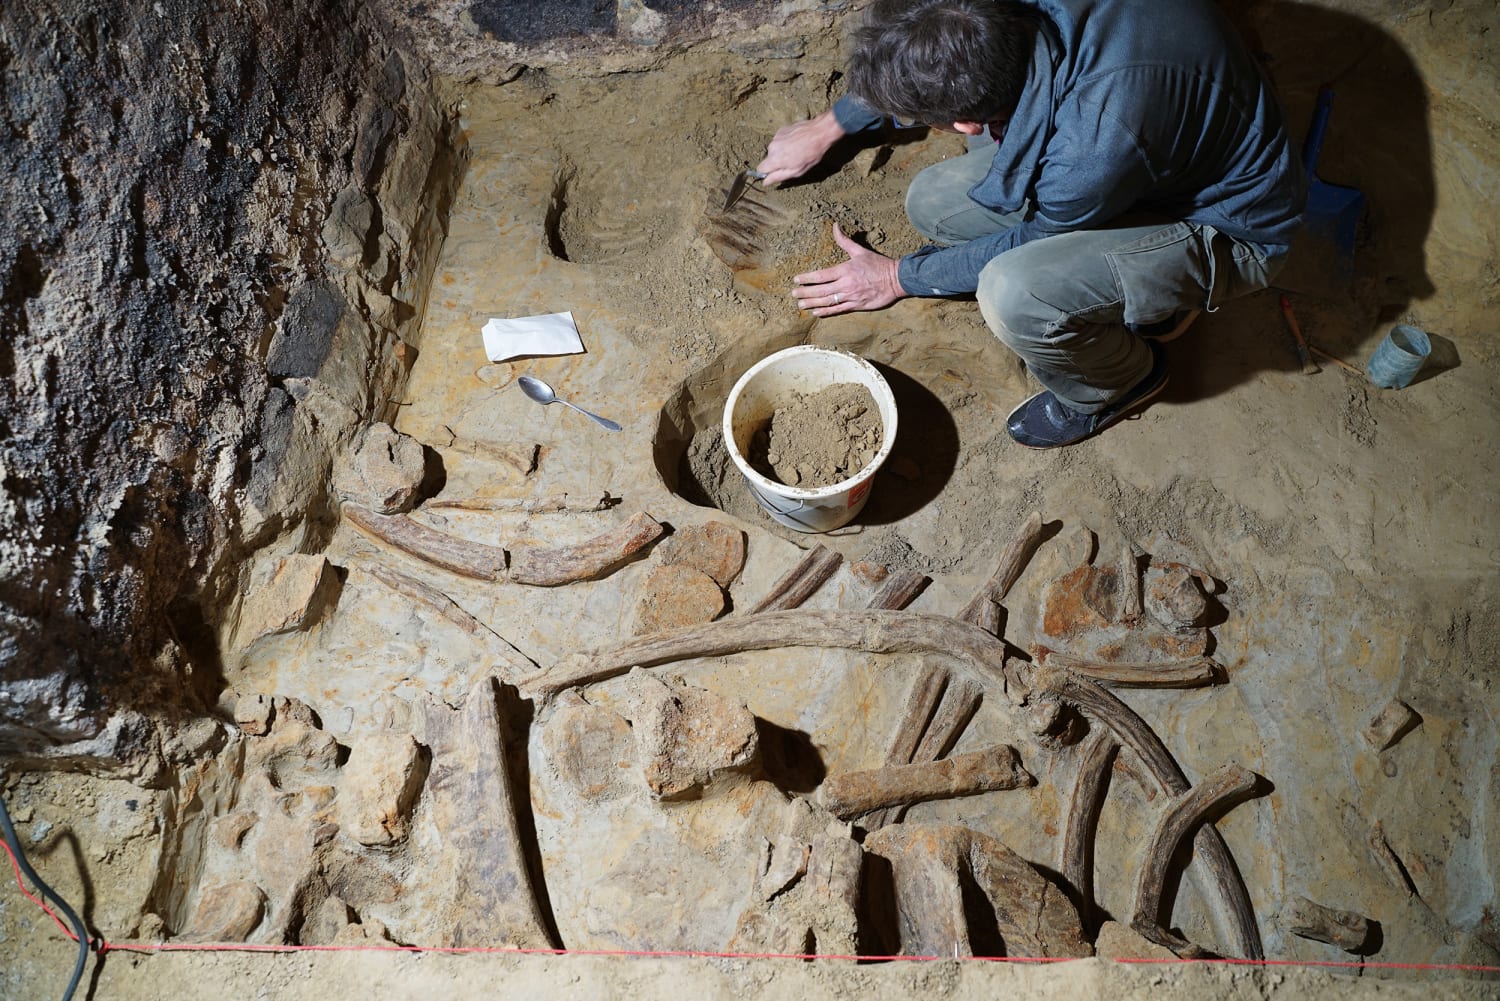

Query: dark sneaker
left=1131, top=308, right=1201, bottom=343
left=1006, top=345, right=1170, bottom=449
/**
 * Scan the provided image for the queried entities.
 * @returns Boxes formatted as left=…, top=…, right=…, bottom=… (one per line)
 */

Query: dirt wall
left=0, top=0, right=459, bottom=755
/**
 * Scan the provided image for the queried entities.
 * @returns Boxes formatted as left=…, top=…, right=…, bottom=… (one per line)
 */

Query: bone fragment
left=1131, top=762, right=1260, bottom=947
left=970, top=597, right=1004, bottom=637
left=1148, top=558, right=1221, bottom=594
left=345, top=504, right=508, bottom=580
left=427, top=491, right=614, bottom=514
left=819, top=744, right=1033, bottom=819
left=521, top=610, right=1010, bottom=700
left=428, top=427, right=539, bottom=478
left=1034, top=665, right=1263, bottom=959
left=1061, top=730, right=1119, bottom=932
left=749, top=545, right=843, bottom=613
left=1364, top=699, right=1420, bottom=752
left=867, top=568, right=930, bottom=611
left=1117, top=543, right=1142, bottom=625
left=509, top=511, right=663, bottom=586
left=1038, top=650, right=1220, bottom=689
left=1284, top=895, right=1372, bottom=953
left=1368, top=821, right=1418, bottom=896
left=365, top=565, right=538, bottom=678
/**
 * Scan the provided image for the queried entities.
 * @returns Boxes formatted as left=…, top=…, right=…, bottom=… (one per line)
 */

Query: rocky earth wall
left=0, top=0, right=460, bottom=754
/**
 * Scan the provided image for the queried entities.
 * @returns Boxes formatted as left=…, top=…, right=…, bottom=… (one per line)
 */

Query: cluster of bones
left=164, top=427, right=1380, bottom=959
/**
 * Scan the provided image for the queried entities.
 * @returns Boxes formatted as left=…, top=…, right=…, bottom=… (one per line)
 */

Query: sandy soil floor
left=4, top=20, right=1497, bottom=999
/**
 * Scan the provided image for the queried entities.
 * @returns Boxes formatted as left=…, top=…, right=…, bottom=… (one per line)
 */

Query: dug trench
left=1, top=0, right=1498, bottom=997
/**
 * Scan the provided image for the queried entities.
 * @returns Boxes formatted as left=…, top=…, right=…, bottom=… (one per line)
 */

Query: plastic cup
left=1366, top=324, right=1431, bottom=389
left=723, top=346, right=898, bottom=534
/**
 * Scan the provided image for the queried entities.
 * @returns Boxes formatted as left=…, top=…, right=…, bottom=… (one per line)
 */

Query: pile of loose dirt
left=748, top=382, right=883, bottom=488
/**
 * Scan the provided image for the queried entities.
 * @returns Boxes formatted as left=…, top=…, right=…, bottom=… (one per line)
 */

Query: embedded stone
left=658, top=521, right=746, bottom=588
left=1144, top=564, right=1209, bottom=629
left=184, top=881, right=267, bottom=943
left=619, top=670, right=760, bottom=800
left=536, top=692, right=635, bottom=803
left=633, top=563, right=726, bottom=634
left=338, top=732, right=428, bottom=846
left=300, top=895, right=357, bottom=946
left=1094, top=920, right=1178, bottom=961
left=212, top=811, right=259, bottom=851
left=234, top=694, right=275, bottom=736
left=333, top=421, right=427, bottom=514
left=1364, top=699, right=1420, bottom=752
left=237, top=555, right=341, bottom=644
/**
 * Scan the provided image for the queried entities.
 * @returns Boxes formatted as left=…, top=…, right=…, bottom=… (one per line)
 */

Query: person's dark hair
left=846, top=0, right=1041, bottom=125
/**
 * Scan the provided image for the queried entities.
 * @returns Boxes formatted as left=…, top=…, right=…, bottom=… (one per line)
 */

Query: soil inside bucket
left=747, top=382, right=884, bottom=489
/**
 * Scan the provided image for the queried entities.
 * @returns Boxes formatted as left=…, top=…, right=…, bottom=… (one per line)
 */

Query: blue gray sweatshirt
left=832, top=0, right=1307, bottom=296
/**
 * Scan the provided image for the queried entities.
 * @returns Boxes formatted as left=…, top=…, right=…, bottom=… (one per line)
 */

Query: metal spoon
left=516, top=375, right=622, bottom=432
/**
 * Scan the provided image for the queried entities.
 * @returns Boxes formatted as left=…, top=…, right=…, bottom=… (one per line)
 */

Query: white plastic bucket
left=722, top=346, right=898, bottom=533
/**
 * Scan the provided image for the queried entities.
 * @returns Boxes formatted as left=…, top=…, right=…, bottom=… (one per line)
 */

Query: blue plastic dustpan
left=1301, top=86, right=1365, bottom=280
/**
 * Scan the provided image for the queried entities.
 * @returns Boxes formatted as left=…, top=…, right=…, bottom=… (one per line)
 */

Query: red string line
left=93, top=939, right=1500, bottom=973
left=8, top=841, right=1499, bottom=973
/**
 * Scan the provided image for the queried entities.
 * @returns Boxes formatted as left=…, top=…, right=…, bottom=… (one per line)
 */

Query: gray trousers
left=905, top=145, right=1282, bottom=413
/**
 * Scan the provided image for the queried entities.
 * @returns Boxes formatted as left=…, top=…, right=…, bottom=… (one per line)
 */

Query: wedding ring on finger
left=833, top=293, right=841, bottom=305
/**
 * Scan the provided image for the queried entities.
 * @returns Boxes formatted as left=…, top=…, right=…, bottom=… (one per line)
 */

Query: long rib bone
left=956, top=510, right=1045, bottom=621
left=345, top=505, right=662, bottom=586
left=1061, top=728, right=1119, bottom=932
left=1033, top=664, right=1264, bottom=960
left=749, top=545, right=843, bottom=613
left=366, top=566, right=537, bottom=680
left=1130, top=761, right=1260, bottom=952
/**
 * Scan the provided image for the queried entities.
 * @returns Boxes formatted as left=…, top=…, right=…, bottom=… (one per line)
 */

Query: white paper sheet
left=481, top=311, right=585, bottom=362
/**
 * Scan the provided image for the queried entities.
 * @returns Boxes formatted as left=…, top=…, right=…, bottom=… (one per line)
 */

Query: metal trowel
left=722, top=169, right=766, bottom=212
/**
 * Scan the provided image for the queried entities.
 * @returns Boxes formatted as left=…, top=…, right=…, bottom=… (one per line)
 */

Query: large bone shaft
left=819, top=744, right=1033, bottom=819
left=508, top=511, right=663, bottom=586
left=345, top=504, right=508, bottom=580
left=423, top=677, right=556, bottom=948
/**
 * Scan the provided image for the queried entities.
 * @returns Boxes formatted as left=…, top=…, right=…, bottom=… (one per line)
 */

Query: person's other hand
left=756, top=110, right=846, bottom=188
left=793, top=224, right=907, bottom=317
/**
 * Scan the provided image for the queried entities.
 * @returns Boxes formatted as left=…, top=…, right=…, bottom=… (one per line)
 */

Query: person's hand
left=793, top=224, right=907, bottom=317
left=756, top=110, right=846, bottom=188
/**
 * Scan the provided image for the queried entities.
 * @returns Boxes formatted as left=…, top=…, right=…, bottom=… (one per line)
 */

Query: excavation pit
left=3, top=1, right=1499, bottom=996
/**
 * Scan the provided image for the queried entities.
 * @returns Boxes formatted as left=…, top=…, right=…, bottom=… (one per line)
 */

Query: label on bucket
left=847, top=479, right=873, bottom=510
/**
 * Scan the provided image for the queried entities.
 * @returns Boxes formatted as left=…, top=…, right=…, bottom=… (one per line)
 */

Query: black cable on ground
left=0, top=789, right=93, bottom=1001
